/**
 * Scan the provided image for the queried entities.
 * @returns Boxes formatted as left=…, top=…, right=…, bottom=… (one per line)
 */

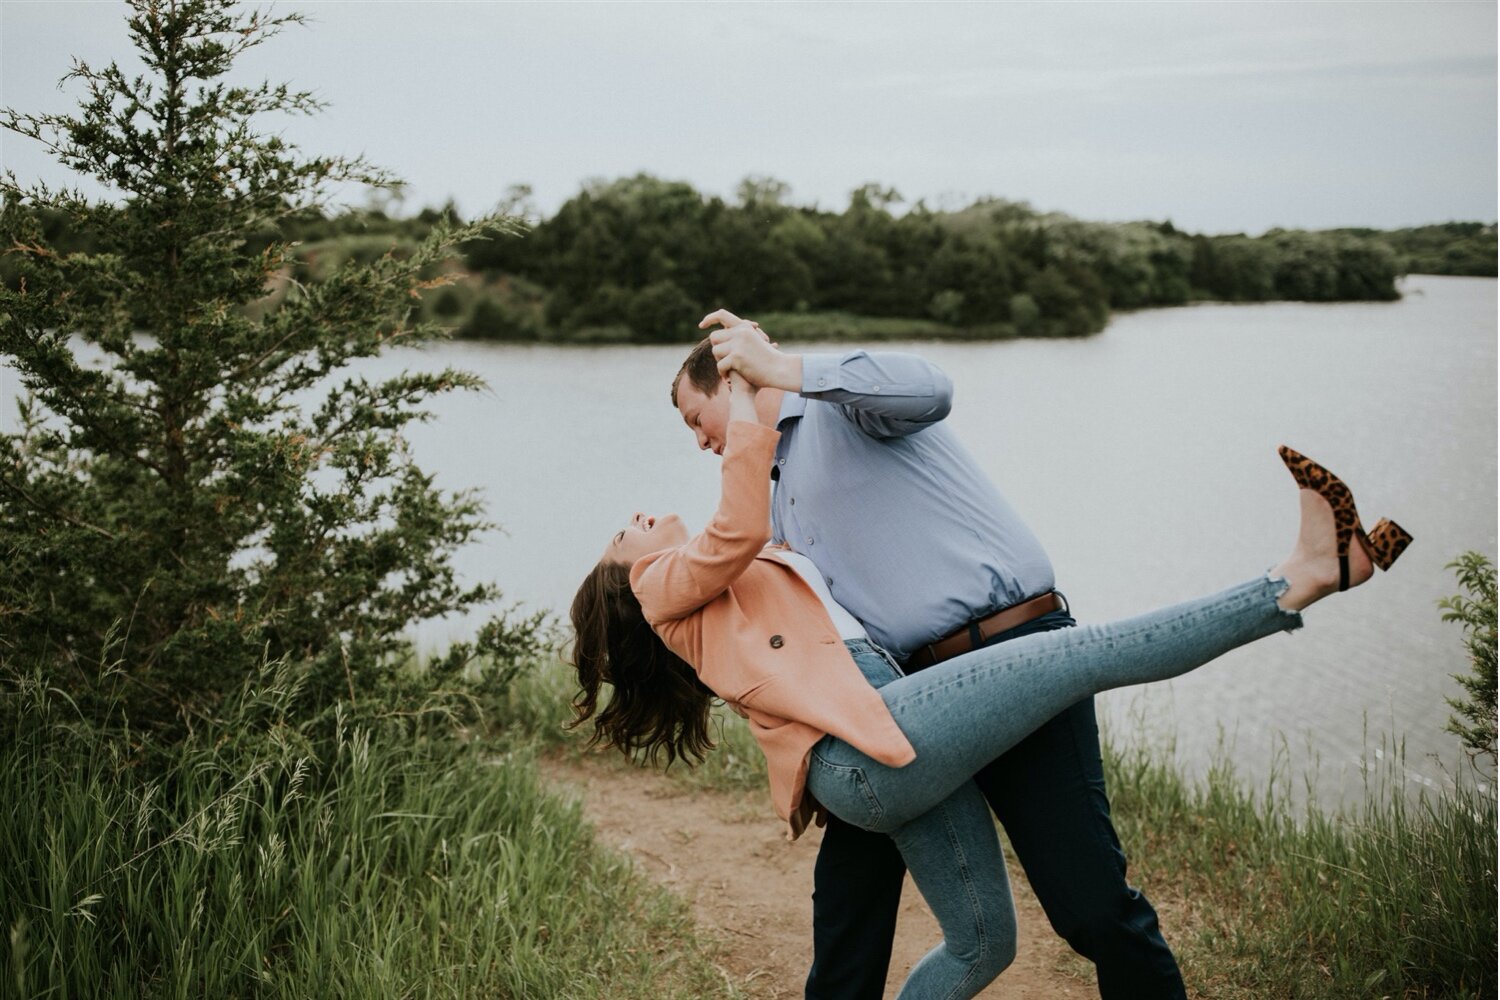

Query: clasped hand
left=699, top=309, right=797, bottom=392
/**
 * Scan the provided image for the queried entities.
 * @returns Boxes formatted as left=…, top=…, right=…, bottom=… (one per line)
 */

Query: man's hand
left=699, top=309, right=802, bottom=391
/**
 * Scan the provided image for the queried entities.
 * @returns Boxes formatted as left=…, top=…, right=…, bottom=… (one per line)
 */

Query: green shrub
left=1442, top=552, right=1498, bottom=764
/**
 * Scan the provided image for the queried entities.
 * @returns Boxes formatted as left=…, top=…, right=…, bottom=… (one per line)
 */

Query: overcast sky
left=2, top=1, right=1495, bottom=234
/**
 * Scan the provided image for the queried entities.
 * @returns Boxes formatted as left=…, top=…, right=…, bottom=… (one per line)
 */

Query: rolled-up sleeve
left=800, top=351, right=953, bottom=438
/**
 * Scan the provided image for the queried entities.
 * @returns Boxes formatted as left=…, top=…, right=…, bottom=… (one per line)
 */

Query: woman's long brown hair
left=567, top=560, right=716, bottom=767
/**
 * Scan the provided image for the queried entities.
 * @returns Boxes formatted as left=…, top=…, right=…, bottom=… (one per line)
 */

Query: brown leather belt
left=906, top=591, right=1064, bottom=669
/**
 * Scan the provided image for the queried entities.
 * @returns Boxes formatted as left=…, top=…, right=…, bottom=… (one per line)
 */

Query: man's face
left=675, top=378, right=730, bottom=456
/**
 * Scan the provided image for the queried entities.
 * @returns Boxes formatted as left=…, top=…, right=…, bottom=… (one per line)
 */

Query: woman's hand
left=727, top=370, right=757, bottom=395
left=726, top=369, right=759, bottom=423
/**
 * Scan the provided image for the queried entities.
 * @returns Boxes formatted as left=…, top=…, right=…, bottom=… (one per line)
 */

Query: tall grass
left=1104, top=731, right=1496, bottom=999
left=0, top=666, right=740, bottom=999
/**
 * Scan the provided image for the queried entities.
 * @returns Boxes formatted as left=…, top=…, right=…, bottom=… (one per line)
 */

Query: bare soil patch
left=541, top=756, right=1096, bottom=998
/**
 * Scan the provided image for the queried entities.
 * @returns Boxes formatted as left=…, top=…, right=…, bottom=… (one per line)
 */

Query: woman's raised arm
left=630, top=377, right=779, bottom=622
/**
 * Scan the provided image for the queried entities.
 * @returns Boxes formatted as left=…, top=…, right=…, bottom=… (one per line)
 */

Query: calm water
left=5, top=276, right=1495, bottom=801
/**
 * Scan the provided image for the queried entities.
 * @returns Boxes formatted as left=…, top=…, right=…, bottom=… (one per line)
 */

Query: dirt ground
left=541, top=756, right=1098, bottom=999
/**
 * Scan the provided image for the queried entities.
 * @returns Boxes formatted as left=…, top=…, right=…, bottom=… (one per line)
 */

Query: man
left=670, top=309, right=1187, bottom=1000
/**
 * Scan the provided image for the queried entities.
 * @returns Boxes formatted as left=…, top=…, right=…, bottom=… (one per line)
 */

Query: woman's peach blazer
left=631, top=421, right=916, bottom=840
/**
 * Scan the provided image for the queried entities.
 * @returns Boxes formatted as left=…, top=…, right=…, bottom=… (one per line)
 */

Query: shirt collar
left=775, top=389, right=806, bottom=428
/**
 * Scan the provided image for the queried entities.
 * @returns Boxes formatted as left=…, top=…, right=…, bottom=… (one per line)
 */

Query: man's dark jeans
left=803, top=607, right=1188, bottom=1000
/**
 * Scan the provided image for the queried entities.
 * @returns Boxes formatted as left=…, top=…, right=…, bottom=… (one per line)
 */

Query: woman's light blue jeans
left=805, top=575, right=1302, bottom=1000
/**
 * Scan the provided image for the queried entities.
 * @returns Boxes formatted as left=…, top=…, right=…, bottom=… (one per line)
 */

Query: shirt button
left=806, top=537, right=814, bottom=546
left=817, top=377, right=828, bottom=387
left=871, top=385, right=881, bottom=392
left=769, top=635, right=784, bottom=649
left=778, top=458, right=786, bottom=466
left=789, top=497, right=795, bottom=505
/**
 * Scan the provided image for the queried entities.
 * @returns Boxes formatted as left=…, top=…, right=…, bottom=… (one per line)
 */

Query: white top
left=772, top=549, right=868, bottom=641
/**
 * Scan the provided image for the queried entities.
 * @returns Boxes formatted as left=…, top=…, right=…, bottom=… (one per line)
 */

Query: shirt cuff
left=800, top=354, right=841, bottom=394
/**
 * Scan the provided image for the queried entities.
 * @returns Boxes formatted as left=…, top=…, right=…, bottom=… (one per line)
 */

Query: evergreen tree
left=0, top=0, right=529, bottom=731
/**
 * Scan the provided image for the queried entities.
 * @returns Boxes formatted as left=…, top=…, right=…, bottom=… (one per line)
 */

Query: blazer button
left=769, top=635, right=784, bottom=649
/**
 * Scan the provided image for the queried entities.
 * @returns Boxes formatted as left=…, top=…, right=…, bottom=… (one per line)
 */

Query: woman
left=568, top=372, right=1411, bottom=999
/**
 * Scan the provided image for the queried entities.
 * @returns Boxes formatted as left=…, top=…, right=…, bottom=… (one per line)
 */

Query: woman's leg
left=887, top=782, right=1017, bottom=1000
left=809, top=574, right=1300, bottom=832
left=809, top=644, right=1016, bottom=999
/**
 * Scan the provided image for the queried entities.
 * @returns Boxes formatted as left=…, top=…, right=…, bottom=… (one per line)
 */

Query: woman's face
left=602, top=512, right=689, bottom=565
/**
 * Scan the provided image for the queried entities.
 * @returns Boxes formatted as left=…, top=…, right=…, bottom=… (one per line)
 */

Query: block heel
left=1277, top=445, right=1412, bottom=591
left=1363, top=518, right=1414, bottom=572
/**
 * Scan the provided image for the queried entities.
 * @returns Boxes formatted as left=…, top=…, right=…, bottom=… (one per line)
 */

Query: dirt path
left=541, top=756, right=1094, bottom=999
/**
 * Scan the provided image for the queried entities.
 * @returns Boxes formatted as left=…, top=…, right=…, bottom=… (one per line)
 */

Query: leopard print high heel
left=1278, top=445, right=1413, bottom=591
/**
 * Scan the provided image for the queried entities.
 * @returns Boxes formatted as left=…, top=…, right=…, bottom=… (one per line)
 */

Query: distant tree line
left=8, top=174, right=1493, bottom=345
left=1328, top=222, right=1497, bottom=279
left=451, top=174, right=1413, bottom=342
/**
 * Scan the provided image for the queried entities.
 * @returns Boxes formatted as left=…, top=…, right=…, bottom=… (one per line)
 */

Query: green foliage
left=0, top=667, right=738, bottom=999
left=0, top=0, right=533, bottom=732
left=452, top=275, right=548, bottom=341
left=1333, top=222, right=1498, bottom=278
left=626, top=279, right=700, bottom=343
left=1264, top=229, right=1403, bottom=302
left=480, top=180, right=1408, bottom=340
left=1441, top=552, right=1498, bottom=764
left=1188, top=233, right=1277, bottom=301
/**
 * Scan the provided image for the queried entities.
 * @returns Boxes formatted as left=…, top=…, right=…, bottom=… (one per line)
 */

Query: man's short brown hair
left=670, top=337, right=721, bottom=408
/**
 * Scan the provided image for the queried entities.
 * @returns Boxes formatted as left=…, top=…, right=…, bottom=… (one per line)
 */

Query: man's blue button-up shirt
left=771, top=350, right=1054, bottom=661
